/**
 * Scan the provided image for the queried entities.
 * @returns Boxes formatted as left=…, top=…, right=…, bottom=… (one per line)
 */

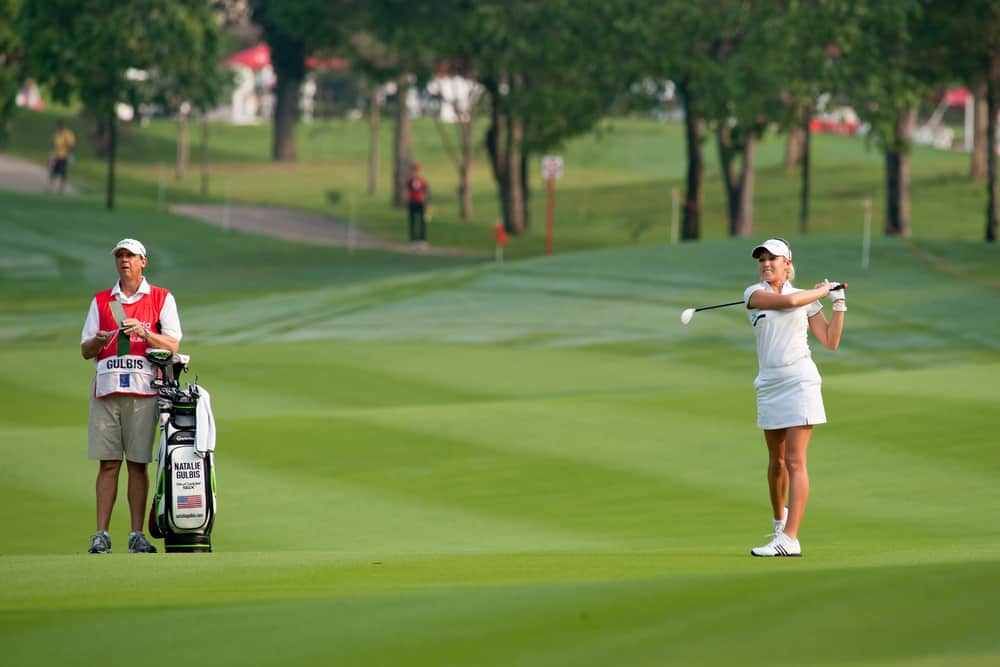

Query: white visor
left=111, top=238, right=147, bottom=257
left=751, top=238, right=791, bottom=260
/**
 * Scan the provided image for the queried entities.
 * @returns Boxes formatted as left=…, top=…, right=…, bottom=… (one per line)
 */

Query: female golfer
left=743, top=238, right=845, bottom=557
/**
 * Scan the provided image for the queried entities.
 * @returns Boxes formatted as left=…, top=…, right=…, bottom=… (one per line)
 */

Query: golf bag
left=146, top=349, right=217, bottom=553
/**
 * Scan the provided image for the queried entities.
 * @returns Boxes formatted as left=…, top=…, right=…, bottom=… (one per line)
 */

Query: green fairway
left=1, top=189, right=999, bottom=666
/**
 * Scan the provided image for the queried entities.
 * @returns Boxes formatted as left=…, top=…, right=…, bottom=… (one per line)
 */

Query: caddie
left=80, top=238, right=182, bottom=554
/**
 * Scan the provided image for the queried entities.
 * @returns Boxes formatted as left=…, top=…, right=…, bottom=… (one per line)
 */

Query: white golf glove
left=828, top=281, right=846, bottom=311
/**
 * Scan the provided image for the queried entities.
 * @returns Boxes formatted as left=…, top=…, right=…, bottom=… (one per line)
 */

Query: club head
left=680, top=308, right=695, bottom=325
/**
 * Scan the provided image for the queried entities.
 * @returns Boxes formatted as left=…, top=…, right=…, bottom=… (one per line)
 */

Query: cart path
left=0, top=153, right=475, bottom=256
left=170, top=204, right=479, bottom=256
left=0, top=154, right=77, bottom=195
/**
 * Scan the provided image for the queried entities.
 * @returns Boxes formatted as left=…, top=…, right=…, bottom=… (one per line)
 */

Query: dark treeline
left=4, top=0, right=998, bottom=240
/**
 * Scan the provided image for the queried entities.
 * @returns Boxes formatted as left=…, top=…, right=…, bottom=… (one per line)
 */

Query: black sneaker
left=88, top=531, right=112, bottom=554
left=128, top=531, right=157, bottom=553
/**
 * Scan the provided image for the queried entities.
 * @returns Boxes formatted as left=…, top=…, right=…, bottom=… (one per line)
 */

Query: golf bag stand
left=146, top=349, right=216, bottom=553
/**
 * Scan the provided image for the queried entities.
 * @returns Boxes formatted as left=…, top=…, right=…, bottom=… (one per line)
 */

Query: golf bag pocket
left=166, top=446, right=213, bottom=532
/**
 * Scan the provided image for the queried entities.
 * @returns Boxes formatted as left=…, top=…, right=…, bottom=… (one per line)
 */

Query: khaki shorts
left=88, top=393, right=159, bottom=463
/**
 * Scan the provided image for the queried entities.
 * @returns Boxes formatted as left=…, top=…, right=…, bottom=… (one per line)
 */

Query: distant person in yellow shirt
left=49, top=120, right=76, bottom=193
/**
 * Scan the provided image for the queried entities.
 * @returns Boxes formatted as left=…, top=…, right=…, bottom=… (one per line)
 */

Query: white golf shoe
left=750, top=531, right=801, bottom=557
left=773, top=506, right=788, bottom=535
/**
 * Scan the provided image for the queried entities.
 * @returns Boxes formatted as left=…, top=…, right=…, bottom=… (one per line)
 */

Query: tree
left=919, top=0, right=1000, bottom=241
left=365, top=0, right=624, bottom=233
left=623, top=1, right=741, bottom=240
left=0, top=0, right=23, bottom=143
left=467, top=0, right=625, bottom=233
left=836, top=0, right=929, bottom=237
left=21, top=0, right=226, bottom=209
left=249, top=0, right=363, bottom=162
left=344, top=32, right=399, bottom=197
left=248, top=1, right=307, bottom=161
left=427, top=61, right=485, bottom=221
left=142, top=2, right=230, bottom=182
left=699, top=2, right=784, bottom=238
left=771, top=0, right=858, bottom=234
left=361, top=2, right=468, bottom=212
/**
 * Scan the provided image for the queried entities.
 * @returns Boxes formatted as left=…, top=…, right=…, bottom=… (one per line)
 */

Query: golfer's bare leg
left=96, top=460, right=122, bottom=531
left=125, top=460, right=149, bottom=532
left=782, top=426, right=813, bottom=539
left=763, top=429, right=789, bottom=522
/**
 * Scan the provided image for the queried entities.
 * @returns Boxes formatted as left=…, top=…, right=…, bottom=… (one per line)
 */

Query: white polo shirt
left=743, top=281, right=821, bottom=371
left=81, top=278, right=183, bottom=368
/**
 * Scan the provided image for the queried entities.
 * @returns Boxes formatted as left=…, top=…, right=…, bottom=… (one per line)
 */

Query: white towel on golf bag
left=195, top=386, right=216, bottom=456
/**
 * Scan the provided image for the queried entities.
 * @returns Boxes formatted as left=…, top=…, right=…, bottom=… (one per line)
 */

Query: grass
left=3, top=106, right=994, bottom=258
left=1, top=190, right=999, bottom=665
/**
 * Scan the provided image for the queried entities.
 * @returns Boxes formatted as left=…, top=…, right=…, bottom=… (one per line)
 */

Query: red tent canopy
left=223, top=44, right=347, bottom=71
left=224, top=44, right=271, bottom=69
left=944, top=87, right=970, bottom=107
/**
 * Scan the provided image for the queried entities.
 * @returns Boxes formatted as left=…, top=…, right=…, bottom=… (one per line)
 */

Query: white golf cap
left=111, top=238, right=146, bottom=257
left=751, top=238, right=791, bottom=260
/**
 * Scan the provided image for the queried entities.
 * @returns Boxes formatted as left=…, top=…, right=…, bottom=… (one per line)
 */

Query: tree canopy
left=21, top=0, right=225, bottom=208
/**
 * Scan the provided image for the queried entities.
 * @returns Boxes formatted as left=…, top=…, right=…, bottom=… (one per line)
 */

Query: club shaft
left=693, top=283, right=846, bottom=313
left=694, top=301, right=744, bottom=313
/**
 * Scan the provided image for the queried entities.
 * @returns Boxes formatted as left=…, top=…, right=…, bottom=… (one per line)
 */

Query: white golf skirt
left=754, top=357, right=826, bottom=430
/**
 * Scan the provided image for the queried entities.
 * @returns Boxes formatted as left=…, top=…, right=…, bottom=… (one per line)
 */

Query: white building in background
left=426, top=75, right=482, bottom=123
left=228, top=66, right=259, bottom=124
left=15, top=79, right=44, bottom=110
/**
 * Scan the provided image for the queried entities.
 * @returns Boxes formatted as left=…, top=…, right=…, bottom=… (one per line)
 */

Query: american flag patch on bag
left=177, top=495, right=202, bottom=509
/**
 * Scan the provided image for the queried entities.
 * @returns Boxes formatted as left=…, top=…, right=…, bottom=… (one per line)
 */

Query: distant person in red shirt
left=406, top=163, right=431, bottom=245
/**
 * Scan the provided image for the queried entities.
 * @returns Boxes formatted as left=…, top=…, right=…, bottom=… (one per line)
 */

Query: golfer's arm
left=809, top=310, right=844, bottom=350
left=748, top=287, right=825, bottom=310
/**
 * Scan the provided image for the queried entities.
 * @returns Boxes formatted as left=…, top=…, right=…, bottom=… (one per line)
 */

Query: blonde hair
left=787, top=259, right=796, bottom=282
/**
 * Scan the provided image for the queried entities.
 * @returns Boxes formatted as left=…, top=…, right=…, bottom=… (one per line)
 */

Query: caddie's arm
left=81, top=331, right=115, bottom=359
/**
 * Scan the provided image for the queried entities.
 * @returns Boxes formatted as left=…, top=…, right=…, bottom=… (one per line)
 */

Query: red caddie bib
left=93, top=286, right=168, bottom=397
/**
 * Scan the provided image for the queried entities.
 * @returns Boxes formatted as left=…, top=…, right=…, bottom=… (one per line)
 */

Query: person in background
left=80, top=239, right=182, bottom=554
left=48, top=120, right=76, bottom=193
left=743, top=237, right=846, bottom=557
left=406, top=162, right=431, bottom=245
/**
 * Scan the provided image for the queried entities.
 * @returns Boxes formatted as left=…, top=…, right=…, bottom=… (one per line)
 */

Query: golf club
left=680, top=283, right=847, bottom=325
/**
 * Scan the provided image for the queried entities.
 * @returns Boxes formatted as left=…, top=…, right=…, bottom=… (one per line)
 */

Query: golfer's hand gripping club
left=828, top=282, right=847, bottom=304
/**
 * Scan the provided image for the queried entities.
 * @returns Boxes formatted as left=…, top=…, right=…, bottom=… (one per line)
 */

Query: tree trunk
left=971, top=81, right=988, bottom=181
left=507, top=113, right=525, bottom=233
left=884, top=107, right=915, bottom=237
left=368, top=88, right=380, bottom=196
left=272, top=72, right=301, bottom=161
left=485, top=79, right=527, bottom=234
left=392, top=78, right=412, bottom=208
left=176, top=112, right=189, bottom=179
left=986, top=71, right=998, bottom=242
left=459, top=115, right=473, bottom=221
left=485, top=88, right=509, bottom=228
left=799, top=119, right=812, bottom=234
left=521, top=153, right=529, bottom=229
left=433, top=92, right=477, bottom=221
left=785, top=124, right=805, bottom=170
left=200, top=116, right=209, bottom=196
left=738, top=135, right=754, bottom=237
left=106, top=111, right=117, bottom=210
left=717, top=126, right=754, bottom=237
left=262, top=30, right=305, bottom=162
left=679, top=84, right=703, bottom=241
left=94, top=115, right=110, bottom=159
